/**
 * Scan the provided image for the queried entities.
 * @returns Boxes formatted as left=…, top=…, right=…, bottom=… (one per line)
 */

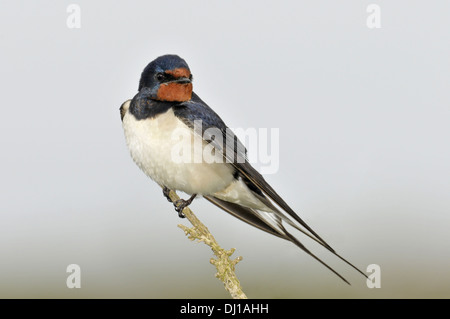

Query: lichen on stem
left=165, top=188, right=247, bottom=299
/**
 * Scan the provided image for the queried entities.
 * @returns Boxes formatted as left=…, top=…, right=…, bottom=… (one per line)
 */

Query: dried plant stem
left=165, top=189, right=247, bottom=299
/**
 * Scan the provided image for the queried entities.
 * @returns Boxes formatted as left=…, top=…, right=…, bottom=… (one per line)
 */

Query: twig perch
left=165, top=189, right=248, bottom=299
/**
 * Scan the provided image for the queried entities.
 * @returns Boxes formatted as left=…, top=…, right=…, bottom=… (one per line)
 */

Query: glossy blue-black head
left=138, top=54, right=193, bottom=102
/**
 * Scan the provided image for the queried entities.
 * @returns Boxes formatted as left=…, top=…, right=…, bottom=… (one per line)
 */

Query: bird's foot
left=162, top=186, right=173, bottom=203
left=173, top=194, right=197, bottom=218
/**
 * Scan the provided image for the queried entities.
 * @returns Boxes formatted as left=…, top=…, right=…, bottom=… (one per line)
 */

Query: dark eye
left=189, top=74, right=193, bottom=81
left=156, top=73, right=165, bottom=81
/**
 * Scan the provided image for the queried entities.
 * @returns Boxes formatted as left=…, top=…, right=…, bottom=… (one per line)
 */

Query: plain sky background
left=0, top=1, right=449, bottom=298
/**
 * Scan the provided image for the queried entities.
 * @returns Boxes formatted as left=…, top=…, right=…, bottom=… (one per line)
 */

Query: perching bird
left=120, top=54, right=366, bottom=284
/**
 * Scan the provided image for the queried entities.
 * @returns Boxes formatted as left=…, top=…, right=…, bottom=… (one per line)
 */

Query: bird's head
left=137, top=54, right=193, bottom=102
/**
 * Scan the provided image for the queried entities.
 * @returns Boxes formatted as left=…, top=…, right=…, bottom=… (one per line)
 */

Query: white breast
left=121, top=101, right=235, bottom=195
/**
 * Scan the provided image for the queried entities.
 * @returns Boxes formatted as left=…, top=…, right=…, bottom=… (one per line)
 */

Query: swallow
left=120, top=54, right=366, bottom=284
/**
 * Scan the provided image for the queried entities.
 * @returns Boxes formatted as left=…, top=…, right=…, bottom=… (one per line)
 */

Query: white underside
left=121, top=100, right=272, bottom=211
left=214, top=179, right=271, bottom=211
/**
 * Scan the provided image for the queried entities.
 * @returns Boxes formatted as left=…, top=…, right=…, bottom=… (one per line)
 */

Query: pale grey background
left=0, top=1, right=449, bottom=298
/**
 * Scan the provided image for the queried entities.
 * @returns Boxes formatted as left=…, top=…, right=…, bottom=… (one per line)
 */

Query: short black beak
left=173, top=77, right=191, bottom=84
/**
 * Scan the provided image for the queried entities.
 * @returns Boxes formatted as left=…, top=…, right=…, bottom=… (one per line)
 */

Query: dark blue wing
left=172, top=92, right=367, bottom=282
left=174, top=92, right=247, bottom=164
